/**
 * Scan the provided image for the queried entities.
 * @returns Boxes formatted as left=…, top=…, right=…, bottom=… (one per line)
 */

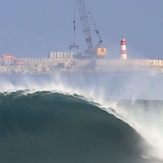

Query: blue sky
left=0, top=0, right=162, bottom=59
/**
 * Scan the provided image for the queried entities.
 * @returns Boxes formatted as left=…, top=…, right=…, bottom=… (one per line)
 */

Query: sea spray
left=0, top=73, right=163, bottom=161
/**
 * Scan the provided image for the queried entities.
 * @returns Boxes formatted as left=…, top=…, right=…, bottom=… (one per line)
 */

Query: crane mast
left=76, top=0, right=94, bottom=54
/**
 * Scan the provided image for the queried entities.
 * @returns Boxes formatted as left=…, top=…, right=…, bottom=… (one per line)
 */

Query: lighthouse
left=120, top=37, right=127, bottom=59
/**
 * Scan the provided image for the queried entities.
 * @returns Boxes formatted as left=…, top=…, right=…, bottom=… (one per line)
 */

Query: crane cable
left=69, top=0, right=79, bottom=49
left=73, top=0, right=76, bottom=42
left=86, top=3, right=103, bottom=47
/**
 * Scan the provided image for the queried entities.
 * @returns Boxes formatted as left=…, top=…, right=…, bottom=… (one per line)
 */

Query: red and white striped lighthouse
left=120, top=37, right=127, bottom=59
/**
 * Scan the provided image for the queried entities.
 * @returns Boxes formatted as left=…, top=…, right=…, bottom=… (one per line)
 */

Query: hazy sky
left=0, top=0, right=162, bottom=59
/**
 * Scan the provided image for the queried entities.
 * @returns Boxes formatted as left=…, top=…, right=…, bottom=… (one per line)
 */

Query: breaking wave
left=0, top=73, right=163, bottom=163
left=0, top=91, right=144, bottom=163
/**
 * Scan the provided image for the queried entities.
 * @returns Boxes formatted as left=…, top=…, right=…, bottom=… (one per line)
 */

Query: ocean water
left=0, top=72, right=163, bottom=163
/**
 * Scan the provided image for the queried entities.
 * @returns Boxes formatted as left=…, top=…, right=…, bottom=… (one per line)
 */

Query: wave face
left=0, top=91, right=144, bottom=163
left=0, top=72, right=163, bottom=163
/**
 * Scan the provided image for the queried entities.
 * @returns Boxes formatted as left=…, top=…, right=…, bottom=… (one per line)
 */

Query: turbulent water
left=0, top=72, right=163, bottom=163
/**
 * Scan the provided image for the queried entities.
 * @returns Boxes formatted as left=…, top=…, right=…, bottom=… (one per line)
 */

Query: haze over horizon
left=0, top=0, right=162, bottom=59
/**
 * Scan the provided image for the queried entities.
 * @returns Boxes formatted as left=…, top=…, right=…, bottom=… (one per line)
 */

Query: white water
left=103, top=100, right=163, bottom=160
left=0, top=73, right=163, bottom=161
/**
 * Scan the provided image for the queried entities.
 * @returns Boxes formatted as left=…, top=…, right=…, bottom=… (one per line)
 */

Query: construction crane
left=72, top=0, right=106, bottom=58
